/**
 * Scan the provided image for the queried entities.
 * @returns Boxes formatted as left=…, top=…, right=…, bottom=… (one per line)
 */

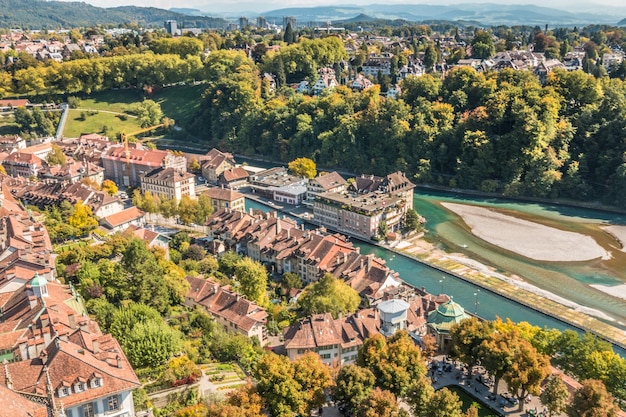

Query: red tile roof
left=100, top=207, right=144, bottom=229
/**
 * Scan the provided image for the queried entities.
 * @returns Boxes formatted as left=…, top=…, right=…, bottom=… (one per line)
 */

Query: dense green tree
left=234, top=257, right=269, bottom=305
left=298, top=273, right=360, bottom=318
left=333, top=365, right=376, bottom=413
left=471, top=30, right=496, bottom=59
left=293, top=352, right=333, bottom=412
left=540, top=375, right=570, bottom=417
left=503, top=337, right=550, bottom=411
left=425, top=388, right=464, bottom=417
left=406, top=374, right=435, bottom=417
left=449, top=318, right=492, bottom=376
left=46, top=144, right=66, bottom=166
left=357, top=331, right=426, bottom=398
left=253, top=353, right=305, bottom=417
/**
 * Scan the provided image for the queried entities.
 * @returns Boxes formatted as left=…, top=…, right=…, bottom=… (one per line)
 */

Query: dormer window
left=90, top=376, right=103, bottom=388
left=75, top=382, right=86, bottom=393
left=58, top=387, right=69, bottom=397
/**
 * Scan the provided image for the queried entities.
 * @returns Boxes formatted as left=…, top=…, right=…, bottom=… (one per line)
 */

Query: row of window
left=58, top=378, right=102, bottom=398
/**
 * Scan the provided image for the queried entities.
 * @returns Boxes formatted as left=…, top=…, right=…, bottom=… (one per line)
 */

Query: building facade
left=141, top=167, right=195, bottom=202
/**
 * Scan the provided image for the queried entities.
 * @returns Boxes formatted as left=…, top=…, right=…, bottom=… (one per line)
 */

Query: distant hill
left=0, top=0, right=227, bottom=29
left=618, top=18, right=626, bottom=26
left=262, top=3, right=620, bottom=26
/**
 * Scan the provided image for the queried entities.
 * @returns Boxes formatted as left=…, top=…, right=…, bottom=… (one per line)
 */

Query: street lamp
left=474, top=289, right=480, bottom=315
left=439, top=277, right=445, bottom=295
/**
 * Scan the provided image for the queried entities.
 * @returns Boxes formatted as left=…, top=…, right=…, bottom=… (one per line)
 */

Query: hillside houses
left=184, top=276, right=268, bottom=344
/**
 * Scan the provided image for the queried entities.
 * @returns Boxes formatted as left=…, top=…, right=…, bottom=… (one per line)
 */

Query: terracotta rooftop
left=204, top=187, right=244, bottom=202
left=100, top=206, right=144, bottom=229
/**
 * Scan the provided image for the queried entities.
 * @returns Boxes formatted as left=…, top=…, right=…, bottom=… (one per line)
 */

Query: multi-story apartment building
left=200, top=148, right=236, bottom=184
left=306, top=171, right=347, bottom=203
left=140, top=167, right=195, bottom=202
left=313, top=172, right=414, bottom=240
left=204, top=187, right=245, bottom=212
left=101, top=146, right=186, bottom=187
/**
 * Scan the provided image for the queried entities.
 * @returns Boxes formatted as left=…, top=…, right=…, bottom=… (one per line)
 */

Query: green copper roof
left=30, top=273, right=47, bottom=287
left=427, top=299, right=469, bottom=333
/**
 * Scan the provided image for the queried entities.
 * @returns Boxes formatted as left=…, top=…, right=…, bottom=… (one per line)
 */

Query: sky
left=70, top=0, right=626, bottom=13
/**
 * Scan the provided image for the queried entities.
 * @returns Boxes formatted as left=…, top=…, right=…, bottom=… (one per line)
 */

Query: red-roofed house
left=100, top=207, right=145, bottom=233
left=102, top=145, right=186, bottom=187
left=201, top=149, right=235, bottom=184
left=185, top=276, right=268, bottom=345
left=2, top=152, right=47, bottom=177
left=204, top=187, right=245, bottom=212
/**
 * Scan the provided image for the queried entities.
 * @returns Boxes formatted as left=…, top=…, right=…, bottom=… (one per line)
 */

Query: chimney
left=116, top=355, right=122, bottom=369
left=360, top=257, right=364, bottom=270
left=276, top=221, right=281, bottom=234
left=343, top=252, right=348, bottom=264
left=18, top=338, right=28, bottom=360
left=40, top=349, right=48, bottom=366
left=367, top=255, right=372, bottom=272
left=287, top=228, right=290, bottom=239
left=92, top=339, right=100, bottom=354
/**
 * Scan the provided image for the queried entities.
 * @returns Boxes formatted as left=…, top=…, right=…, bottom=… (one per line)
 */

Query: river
left=244, top=195, right=626, bottom=357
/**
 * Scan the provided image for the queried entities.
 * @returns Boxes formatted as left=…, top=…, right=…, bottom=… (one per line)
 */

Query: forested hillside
left=0, top=0, right=227, bottom=29
left=190, top=46, right=626, bottom=207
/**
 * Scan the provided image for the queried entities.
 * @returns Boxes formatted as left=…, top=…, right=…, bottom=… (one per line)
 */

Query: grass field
left=0, top=114, right=20, bottom=136
left=442, top=385, right=503, bottom=417
left=63, top=109, right=142, bottom=139
left=62, top=84, right=205, bottom=139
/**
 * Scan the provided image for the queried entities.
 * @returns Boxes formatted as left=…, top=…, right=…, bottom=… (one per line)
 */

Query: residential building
left=534, top=59, right=566, bottom=83
left=124, top=224, right=170, bottom=257
left=386, top=84, right=402, bottom=99
left=283, top=310, right=381, bottom=365
left=204, top=187, right=245, bottom=212
left=361, top=53, right=393, bottom=77
left=100, top=207, right=145, bottom=233
left=0, top=135, right=26, bottom=152
left=249, top=167, right=307, bottom=200
left=306, top=171, right=347, bottom=203
left=602, top=52, right=624, bottom=71
left=13, top=181, right=124, bottom=218
left=349, top=74, right=373, bottom=91
left=313, top=172, right=415, bottom=240
left=58, top=134, right=114, bottom=165
left=217, top=166, right=249, bottom=189
left=164, top=20, right=178, bottom=35
left=312, top=67, right=338, bottom=95
left=40, top=159, right=104, bottom=185
left=2, top=152, right=47, bottom=177
left=0, top=99, right=30, bottom=111
left=205, top=208, right=403, bottom=298
left=200, top=149, right=236, bottom=184
left=140, top=167, right=195, bottom=202
left=20, top=143, right=53, bottom=160
left=102, top=146, right=186, bottom=187
left=184, top=276, right=268, bottom=344
left=283, top=16, right=297, bottom=30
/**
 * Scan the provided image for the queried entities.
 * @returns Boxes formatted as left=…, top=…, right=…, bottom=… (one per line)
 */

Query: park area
left=61, top=83, right=205, bottom=139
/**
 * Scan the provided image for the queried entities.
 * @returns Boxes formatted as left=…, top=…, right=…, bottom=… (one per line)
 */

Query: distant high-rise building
left=239, top=17, right=249, bottom=30
left=283, top=16, right=297, bottom=30
left=164, top=20, right=178, bottom=35
left=256, top=16, right=267, bottom=28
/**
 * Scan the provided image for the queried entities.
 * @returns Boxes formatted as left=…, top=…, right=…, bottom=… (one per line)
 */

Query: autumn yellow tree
left=288, top=157, right=317, bottom=179
left=102, top=179, right=118, bottom=196
left=68, top=200, right=98, bottom=236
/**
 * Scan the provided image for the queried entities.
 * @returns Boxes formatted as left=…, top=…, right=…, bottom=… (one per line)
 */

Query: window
left=91, top=377, right=102, bottom=388
left=82, top=403, right=95, bottom=417
left=75, top=382, right=86, bottom=393
left=59, top=387, right=69, bottom=397
left=107, top=395, right=120, bottom=412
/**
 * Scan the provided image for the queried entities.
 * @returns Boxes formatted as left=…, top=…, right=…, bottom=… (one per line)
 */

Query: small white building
left=378, top=298, right=410, bottom=336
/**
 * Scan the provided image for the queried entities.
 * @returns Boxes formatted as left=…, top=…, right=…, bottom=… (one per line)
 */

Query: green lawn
left=442, top=385, right=503, bottom=417
left=63, top=109, right=142, bottom=139
left=62, top=84, right=205, bottom=139
left=154, top=84, right=205, bottom=126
